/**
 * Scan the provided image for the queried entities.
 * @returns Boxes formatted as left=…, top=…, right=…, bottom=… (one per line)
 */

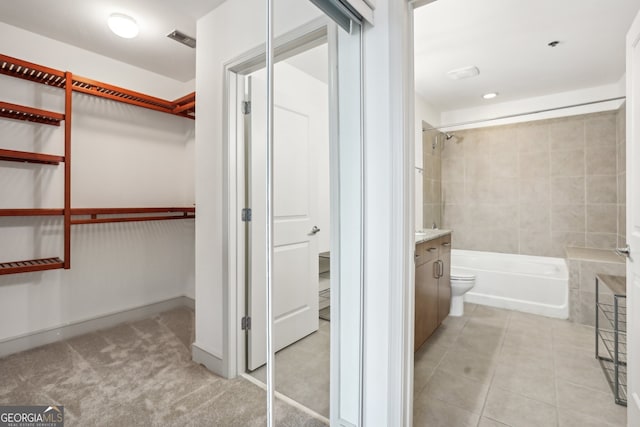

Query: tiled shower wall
left=441, top=108, right=626, bottom=258
left=617, top=103, right=626, bottom=247
left=422, top=129, right=442, bottom=229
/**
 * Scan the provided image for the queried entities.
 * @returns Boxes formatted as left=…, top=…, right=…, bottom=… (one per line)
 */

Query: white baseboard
left=192, top=343, right=225, bottom=377
left=0, top=295, right=194, bottom=358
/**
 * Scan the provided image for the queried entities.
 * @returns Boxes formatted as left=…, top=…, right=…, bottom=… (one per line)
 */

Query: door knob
left=311, top=226, right=321, bottom=235
left=615, top=245, right=631, bottom=258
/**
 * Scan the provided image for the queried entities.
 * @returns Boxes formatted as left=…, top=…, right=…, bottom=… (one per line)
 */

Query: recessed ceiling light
left=482, top=92, right=498, bottom=99
left=108, top=13, right=139, bottom=39
left=446, top=66, right=480, bottom=80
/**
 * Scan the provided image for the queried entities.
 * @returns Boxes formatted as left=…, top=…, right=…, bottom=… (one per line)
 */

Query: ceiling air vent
left=167, top=30, right=196, bottom=48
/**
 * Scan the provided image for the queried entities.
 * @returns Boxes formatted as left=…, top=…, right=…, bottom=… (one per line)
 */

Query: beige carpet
left=0, top=307, right=327, bottom=427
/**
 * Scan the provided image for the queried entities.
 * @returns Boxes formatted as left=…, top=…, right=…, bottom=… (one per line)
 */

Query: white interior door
left=627, top=9, right=640, bottom=423
left=247, top=65, right=321, bottom=371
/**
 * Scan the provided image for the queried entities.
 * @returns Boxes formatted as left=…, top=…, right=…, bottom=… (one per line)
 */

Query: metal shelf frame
left=595, top=274, right=627, bottom=406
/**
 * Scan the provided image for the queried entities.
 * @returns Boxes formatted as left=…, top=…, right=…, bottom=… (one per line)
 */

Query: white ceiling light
left=108, top=13, right=139, bottom=39
left=446, top=66, right=480, bottom=80
left=482, top=92, right=498, bottom=99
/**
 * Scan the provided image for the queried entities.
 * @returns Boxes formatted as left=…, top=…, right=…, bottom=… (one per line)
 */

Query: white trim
left=192, top=342, right=225, bottom=375
left=0, top=296, right=194, bottom=358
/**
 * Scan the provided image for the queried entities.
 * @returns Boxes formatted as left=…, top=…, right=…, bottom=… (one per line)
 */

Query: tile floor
left=251, top=303, right=628, bottom=426
left=249, top=319, right=330, bottom=418
left=413, top=303, right=627, bottom=427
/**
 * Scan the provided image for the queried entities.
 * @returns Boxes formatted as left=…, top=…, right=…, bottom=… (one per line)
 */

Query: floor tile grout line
left=476, top=309, right=511, bottom=427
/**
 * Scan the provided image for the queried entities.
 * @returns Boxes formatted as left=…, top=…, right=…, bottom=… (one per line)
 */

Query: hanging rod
left=423, top=96, right=626, bottom=132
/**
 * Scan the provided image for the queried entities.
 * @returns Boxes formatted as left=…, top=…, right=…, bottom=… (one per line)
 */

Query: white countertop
left=415, top=229, right=452, bottom=245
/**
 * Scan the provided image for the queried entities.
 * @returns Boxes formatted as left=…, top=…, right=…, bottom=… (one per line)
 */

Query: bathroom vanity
left=415, top=230, right=452, bottom=351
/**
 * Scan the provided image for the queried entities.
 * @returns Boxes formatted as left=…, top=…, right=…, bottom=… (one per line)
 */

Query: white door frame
left=626, top=8, right=640, bottom=422
left=220, top=15, right=331, bottom=379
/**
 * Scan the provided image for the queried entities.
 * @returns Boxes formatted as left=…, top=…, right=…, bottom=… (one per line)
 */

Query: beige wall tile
left=471, top=204, right=518, bottom=230
left=488, top=178, right=518, bottom=204
left=471, top=228, right=519, bottom=253
left=517, top=122, right=549, bottom=153
left=551, top=177, right=585, bottom=205
left=618, top=204, right=626, bottom=239
left=442, top=181, right=465, bottom=205
left=465, top=178, right=492, bottom=205
left=550, top=149, right=585, bottom=177
left=551, top=204, right=586, bottom=232
left=617, top=140, right=626, bottom=173
left=586, top=175, right=617, bottom=204
left=519, top=178, right=550, bottom=204
left=442, top=156, right=465, bottom=183
left=551, top=232, right=586, bottom=257
left=490, top=155, right=519, bottom=178
left=586, top=146, right=616, bottom=175
left=465, top=154, right=492, bottom=179
left=519, top=228, right=551, bottom=256
left=617, top=173, right=626, bottom=204
left=549, top=117, right=584, bottom=151
left=585, top=232, right=617, bottom=249
left=519, top=203, right=550, bottom=230
left=443, top=204, right=469, bottom=228
left=586, top=204, right=617, bottom=233
left=585, top=113, right=616, bottom=147
left=519, top=151, right=549, bottom=178
left=437, top=111, right=620, bottom=258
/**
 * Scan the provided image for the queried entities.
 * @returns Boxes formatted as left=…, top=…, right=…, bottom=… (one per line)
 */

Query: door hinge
left=242, top=101, right=251, bottom=115
left=241, top=208, right=252, bottom=222
left=241, top=316, right=251, bottom=330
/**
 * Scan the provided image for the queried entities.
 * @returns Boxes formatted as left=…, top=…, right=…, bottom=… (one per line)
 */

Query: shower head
left=444, top=132, right=454, bottom=140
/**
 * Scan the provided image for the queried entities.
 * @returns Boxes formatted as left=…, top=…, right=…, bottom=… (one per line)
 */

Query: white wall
left=195, top=0, right=322, bottom=371
left=0, top=23, right=195, bottom=342
left=414, top=93, right=440, bottom=230
left=440, top=82, right=625, bottom=131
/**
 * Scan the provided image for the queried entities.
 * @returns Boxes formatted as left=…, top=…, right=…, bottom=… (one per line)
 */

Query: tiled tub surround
left=566, top=247, right=626, bottom=326
left=423, top=129, right=443, bottom=229
left=616, top=104, right=626, bottom=248
left=441, top=107, right=626, bottom=258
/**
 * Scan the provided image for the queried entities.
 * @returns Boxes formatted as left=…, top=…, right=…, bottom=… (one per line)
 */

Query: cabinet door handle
left=442, top=242, right=451, bottom=247
left=438, top=260, right=444, bottom=278
left=427, top=247, right=437, bottom=252
left=433, top=262, right=439, bottom=278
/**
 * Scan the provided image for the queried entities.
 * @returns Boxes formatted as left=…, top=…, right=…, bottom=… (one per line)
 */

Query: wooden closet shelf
left=0, top=149, right=64, bottom=165
left=0, top=54, right=196, bottom=119
left=70, top=207, right=195, bottom=225
left=0, top=101, right=64, bottom=126
left=71, top=76, right=195, bottom=119
left=0, top=257, right=64, bottom=275
left=0, top=54, right=66, bottom=88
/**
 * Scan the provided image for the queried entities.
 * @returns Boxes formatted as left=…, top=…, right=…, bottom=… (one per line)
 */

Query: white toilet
left=450, top=268, right=476, bottom=316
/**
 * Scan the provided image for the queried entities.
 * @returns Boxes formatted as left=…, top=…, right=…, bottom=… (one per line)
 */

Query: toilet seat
left=451, top=269, right=475, bottom=280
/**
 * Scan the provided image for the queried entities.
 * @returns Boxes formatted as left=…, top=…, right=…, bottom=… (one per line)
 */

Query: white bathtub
left=453, top=250, right=569, bottom=319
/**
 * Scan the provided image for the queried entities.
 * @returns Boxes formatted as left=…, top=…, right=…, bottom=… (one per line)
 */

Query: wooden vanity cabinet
left=414, top=234, right=452, bottom=351
left=437, top=234, right=451, bottom=325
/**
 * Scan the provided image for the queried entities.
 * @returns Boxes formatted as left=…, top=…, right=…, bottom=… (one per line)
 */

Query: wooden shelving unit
left=70, top=207, right=195, bottom=225
left=0, top=101, right=64, bottom=126
left=0, top=53, right=196, bottom=275
left=0, top=148, right=65, bottom=165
